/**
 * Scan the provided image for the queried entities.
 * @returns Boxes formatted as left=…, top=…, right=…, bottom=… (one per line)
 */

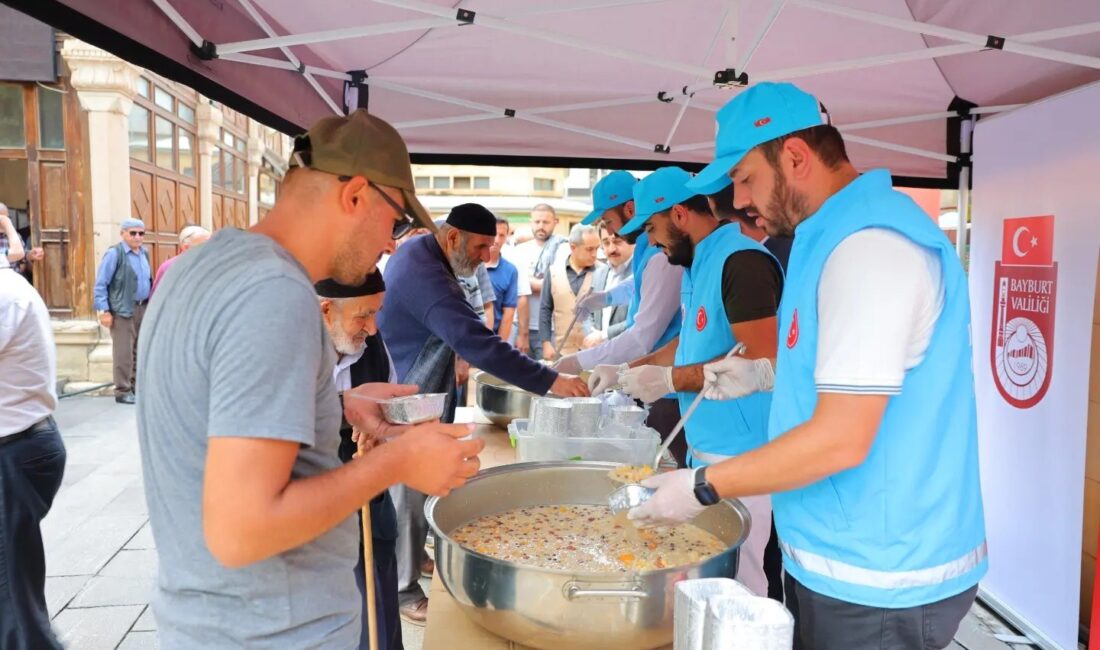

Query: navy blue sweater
left=379, top=235, right=557, bottom=395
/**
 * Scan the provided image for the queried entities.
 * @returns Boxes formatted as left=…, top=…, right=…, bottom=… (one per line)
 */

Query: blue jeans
left=0, top=417, right=66, bottom=650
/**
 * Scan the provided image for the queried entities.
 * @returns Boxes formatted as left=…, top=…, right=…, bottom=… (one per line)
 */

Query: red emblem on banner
left=786, top=309, right=799, bottom=349
left=696, top=306, right=707, bottom=331
left=990, top=215, right=1057, bottom=409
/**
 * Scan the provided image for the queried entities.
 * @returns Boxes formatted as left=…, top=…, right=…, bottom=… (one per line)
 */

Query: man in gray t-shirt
left=135, top=110, right=483, bottom=649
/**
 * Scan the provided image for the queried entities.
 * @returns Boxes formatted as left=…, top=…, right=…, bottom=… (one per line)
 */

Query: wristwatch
left=692, top=467, right=721, bottom=506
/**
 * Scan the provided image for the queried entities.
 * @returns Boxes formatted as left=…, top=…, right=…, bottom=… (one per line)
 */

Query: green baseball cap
left=289, top=109, right=434, bottom=231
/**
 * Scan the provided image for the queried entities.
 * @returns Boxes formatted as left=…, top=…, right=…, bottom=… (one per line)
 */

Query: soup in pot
left=450, top=504, right=727, bottom=572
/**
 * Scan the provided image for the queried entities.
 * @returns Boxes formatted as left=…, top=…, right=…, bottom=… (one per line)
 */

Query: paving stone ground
left=41, top=395, right=1034, bottom=649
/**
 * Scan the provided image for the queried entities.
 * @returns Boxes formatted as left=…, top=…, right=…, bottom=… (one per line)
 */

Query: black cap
left=315, top=271, right=386, bottom=298
left=445, top=203, right=497, bottom=237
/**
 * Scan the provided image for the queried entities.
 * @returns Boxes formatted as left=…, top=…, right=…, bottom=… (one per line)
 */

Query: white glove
left=628, top=468, right=705, bottom=528
left=619, top=365, right=675, bottom=404
left=588, top=363, right=627, bottom=395
left=582, top=330, right=607, bottom=349
left=702, top=357, right=775, bottom=400
left=552, top=353, right=583, bottom=375
left=573, top=290, right=609, bottom=318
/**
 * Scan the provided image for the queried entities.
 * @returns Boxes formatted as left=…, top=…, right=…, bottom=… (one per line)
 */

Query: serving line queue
left=5, top=79, right=986, bottom=650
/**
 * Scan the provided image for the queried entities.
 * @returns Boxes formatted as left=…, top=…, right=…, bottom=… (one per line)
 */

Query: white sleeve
left=815, top=229, right=943, bottom=395
left=503, top=248, right=532, bottom=296
left=576, top=253, right=683, bottom=369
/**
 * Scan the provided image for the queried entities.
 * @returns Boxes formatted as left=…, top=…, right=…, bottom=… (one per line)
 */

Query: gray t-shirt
left=135, top=229, right=358, bottom=649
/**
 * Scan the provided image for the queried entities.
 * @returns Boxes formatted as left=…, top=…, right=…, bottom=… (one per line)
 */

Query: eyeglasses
left=368, top=182, right=415, bottom=239
left=128, top=231, right=145, bottom=237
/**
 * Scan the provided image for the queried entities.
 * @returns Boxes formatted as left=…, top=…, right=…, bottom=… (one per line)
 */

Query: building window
left=453, top=176, right=471, bottom=190
left=178, top=130, right=195, bottom=177
left=136, top=77, right=150, bottom=99
left=177, top=103, right=195, bottom=124
left=0, top=84, right=25, bottom=148
left=215, top=128, right=248, bottom=198
left=155, top=116, right=175, bottom=170
left=414, top=176, right=430, bottom=190
left=534, top=177, right=555, bottom=192
left=432, top=176, right=451, bottom=190
left=128, top=105, right=151, bottom=161
left=259, top=166, right=278, bottom=207
left=474, top=176, right=490, bottom=190
left=567, top=187, right=592, bottom=198
left=154, top=86, right=174, bottom=112
left=37, top=86, right=65, bottom=150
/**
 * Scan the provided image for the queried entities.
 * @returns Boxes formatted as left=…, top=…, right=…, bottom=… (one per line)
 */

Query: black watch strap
left=693, top=467, right=721, bottom=506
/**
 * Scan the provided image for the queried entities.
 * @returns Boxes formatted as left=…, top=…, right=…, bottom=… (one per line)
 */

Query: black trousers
left=0, top=418, right=67, bottom=650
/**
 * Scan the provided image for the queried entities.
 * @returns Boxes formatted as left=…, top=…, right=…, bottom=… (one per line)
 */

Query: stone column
left=61, top=39, right=138, bottom=269
left=196, top=100, right=223, bottom=231
left=247, top=121, right=264, bottom=226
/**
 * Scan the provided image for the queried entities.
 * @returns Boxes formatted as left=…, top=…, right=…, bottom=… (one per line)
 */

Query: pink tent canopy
left=9, top=0, right=1100, bottom=186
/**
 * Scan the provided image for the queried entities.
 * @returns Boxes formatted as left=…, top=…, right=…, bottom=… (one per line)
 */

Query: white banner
left=971, top=81, right=1100, bottom=649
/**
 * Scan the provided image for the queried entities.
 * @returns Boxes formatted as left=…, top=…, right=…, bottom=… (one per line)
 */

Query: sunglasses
left=128, top=231, right=145, bottom=237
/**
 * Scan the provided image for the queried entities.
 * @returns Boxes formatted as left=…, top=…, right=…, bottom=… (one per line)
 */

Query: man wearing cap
left=707, top=181, right=793, bottom=272
left=538, top=223, right=604, bottom=358
left=316, top=271, right=404, bottom=650
left=150, top=225, right=211, bottom=296
left=135, top=110, right=484, bottom=649
left=629, top=82, right=986, bottom=650
left=379, top=202, right=589, bottom=623
left=553, top=171, right=686, bottom=461
left=94, top=217, right=152, bottom=404
left=602, top=166, right=782, bottom=597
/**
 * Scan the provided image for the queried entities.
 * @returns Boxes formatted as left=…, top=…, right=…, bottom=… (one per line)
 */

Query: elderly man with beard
left=317, top=270, right=405, bottom=650
left=591, top=166, right=782, bottom=597
left=134, top=110, right=484, bottom=648
left=631, top=83, right=986, bottom=650
left=379, top=202, right=589, bottom=624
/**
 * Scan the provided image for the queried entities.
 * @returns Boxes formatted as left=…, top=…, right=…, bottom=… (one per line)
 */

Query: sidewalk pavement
left=40, top=395, right=1028, bottom=649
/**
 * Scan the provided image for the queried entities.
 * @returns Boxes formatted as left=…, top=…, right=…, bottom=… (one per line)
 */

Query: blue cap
left=686, top=82, right=825, bottom=193
left=619, top=167, right=696, bottom=236
left=121, top=218, right=145, bottom=230
left=581, top=171, right=637, bottom=225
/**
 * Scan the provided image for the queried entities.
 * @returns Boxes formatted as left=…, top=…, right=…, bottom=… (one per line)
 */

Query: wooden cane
left=354, top=431, right=379, bottom=650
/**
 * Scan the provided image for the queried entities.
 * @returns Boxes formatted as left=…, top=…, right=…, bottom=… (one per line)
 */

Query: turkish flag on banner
left=1002, top=215, right=1054, bottom=266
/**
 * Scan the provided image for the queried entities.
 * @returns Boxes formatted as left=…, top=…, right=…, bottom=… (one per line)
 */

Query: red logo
left=654, top=196, right=666, bottom=204
left=696, top=306, right=707, bottom=331
left=991, top=215, right=1057, bottom=409
left=754, top=117, right=772, bottom=128
left=786, top=309, right=799, bottom=348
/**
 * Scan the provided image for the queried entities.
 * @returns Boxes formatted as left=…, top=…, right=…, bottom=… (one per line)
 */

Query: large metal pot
left=426, top=462, right=750, bottom=650
left=471, top=370, right=531, bottom=426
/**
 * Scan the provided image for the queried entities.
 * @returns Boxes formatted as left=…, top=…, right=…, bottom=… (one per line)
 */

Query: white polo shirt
left=0, top=269, right=57, bottom=436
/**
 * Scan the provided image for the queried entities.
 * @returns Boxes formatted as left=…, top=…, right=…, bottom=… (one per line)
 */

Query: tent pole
left=504, top=0, right=670, bottom=18
left=737, top=0, right=786, bottom=72
left=217, top=18, right=457, bottom=55
left=956, top=117, right=974, bottom=261
left=219, top=53, right=299, bottom=71
left=150, top=0, right=203, bottom=47
left=842, top=134, right=958, bottom=163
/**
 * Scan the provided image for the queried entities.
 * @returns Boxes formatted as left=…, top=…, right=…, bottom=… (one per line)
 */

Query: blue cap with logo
left=686, top=82, right=826, bottom=193
left=581, top=170, right=637, bottom=225
left=619, top=167, right=697, bottom=236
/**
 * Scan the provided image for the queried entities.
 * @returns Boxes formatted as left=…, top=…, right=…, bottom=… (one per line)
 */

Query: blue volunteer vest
left=625, top=233, right=680, bottom=352
left=771, top=169, right=987, bottom=608
left=675, top=224, right=777, bottom=460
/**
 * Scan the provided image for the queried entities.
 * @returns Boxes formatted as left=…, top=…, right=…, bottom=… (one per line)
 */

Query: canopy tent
left=9, top=0, right=1100, bottom=191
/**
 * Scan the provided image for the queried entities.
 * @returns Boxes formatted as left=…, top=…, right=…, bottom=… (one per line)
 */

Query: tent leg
left=957, top=117, right=974, bottom=261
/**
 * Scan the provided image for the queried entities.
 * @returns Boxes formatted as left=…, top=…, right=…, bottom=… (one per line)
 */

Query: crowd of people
left=0, top=81, right=986, bottom=650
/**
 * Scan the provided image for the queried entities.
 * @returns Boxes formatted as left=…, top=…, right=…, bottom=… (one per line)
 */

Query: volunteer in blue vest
left=553, top=171, right=686, bottom=463
left=628, top=82, right=987, bottom=650
left=605, top=166, right=782, bottom=597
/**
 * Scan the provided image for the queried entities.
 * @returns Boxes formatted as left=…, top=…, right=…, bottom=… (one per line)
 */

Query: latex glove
left=628, top=468, right=705, bottom=528
left=702, top=357, right=775, bottom=400
left=552, top=353, right=583, bottom=375
left=582, top=330, right=607, bottom=349
left=573, top=290, right=609, bottom=318
left=620, top=365, right=674, bottom=404
left=588, top=363, right=627, bottom=395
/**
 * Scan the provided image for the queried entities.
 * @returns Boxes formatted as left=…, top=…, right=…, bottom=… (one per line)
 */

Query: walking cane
left=354, top=430, right=379, bottom=650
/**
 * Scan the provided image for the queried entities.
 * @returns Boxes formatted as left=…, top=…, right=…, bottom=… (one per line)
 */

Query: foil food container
left=374, top=393, right=448, bottom=425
